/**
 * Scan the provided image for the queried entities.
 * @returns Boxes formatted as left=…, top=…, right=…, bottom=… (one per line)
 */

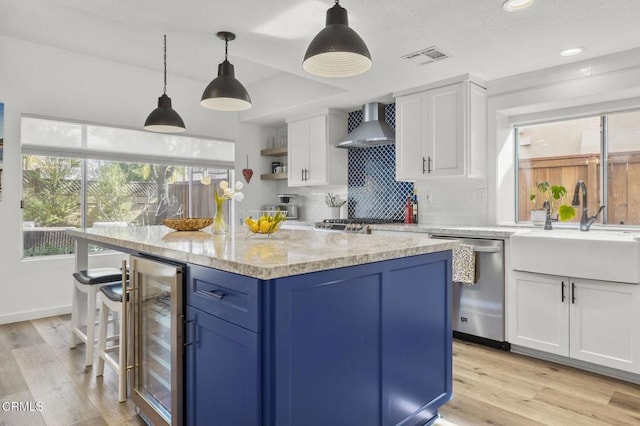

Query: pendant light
left=303, top=0, right=372, bottom=78
left=144, top=34, right=186, bottom=133
left=201, top=31, right=252, bottom=111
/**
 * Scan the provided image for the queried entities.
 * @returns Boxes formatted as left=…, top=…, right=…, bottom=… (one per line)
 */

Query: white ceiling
left=2, top=0, right=640, bottom=125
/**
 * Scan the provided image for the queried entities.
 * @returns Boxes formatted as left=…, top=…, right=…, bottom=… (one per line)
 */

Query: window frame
left=20, top=115, right=235, bottom=258
left=514, top=107, right=640, bottom=227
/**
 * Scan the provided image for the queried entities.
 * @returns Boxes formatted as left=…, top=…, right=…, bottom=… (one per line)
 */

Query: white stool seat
left=96, top=282, right=130, bottom=402
left=70, top=267, right=123, bottom=366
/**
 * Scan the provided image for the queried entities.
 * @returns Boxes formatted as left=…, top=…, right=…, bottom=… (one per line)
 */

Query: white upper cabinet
left=395, top=78, right=487, bottom=181
left=287, top=111, right=347, bottom=187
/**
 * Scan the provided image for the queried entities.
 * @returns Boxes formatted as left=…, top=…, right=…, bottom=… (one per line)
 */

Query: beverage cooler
left=129, top=255, right=185, bottom=426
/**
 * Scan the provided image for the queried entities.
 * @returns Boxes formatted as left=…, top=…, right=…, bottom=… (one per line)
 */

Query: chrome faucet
left=571, top=180, right=605, bottom=231
left=543, top=200, right=553, bottom=230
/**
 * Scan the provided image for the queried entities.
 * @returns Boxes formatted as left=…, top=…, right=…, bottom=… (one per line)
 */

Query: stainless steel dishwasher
left=431, top=235, right=509, bottom=350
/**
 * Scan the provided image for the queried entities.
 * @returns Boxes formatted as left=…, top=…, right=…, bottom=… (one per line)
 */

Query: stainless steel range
left=313, top=218, right=402, bottom=233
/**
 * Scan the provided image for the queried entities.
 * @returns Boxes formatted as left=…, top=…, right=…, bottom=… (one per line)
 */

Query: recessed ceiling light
left=560, top=47, right=585, bottom=57
left=502, top=0, right=534, bottom=12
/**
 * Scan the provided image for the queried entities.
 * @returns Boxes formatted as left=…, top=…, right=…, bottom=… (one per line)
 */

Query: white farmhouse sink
left=511, top=229, right=640, bottom=283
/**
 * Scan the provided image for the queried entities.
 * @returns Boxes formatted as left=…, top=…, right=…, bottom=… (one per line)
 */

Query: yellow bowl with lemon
left=243, top=210, right=287, bottom=236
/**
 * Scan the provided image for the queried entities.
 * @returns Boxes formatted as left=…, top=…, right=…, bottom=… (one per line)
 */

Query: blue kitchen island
left=68, top=226, right=454, bottom=426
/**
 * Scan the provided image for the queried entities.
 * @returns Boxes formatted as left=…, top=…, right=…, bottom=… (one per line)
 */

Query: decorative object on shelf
left=162, top=217, right=213, bottom=231
left=144, top=35, right=186, bottom=133
left=201, top=178, right=244, bottom=234
left=242, top=154, right=253, bottom=183
left=303, top=0, right=372, bottom=78
left=201, top=31, right=252, bottom=111
left=243, top=210, right=287, bottom=236
left=530, top=181, right=576, bottom=226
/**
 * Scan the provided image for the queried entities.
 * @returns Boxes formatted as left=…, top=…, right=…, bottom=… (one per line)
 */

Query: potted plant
left=529, top=181, right=576, bottom=226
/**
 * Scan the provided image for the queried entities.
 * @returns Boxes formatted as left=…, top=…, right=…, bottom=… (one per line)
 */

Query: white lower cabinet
left=510, top=271, right=640, bottom=373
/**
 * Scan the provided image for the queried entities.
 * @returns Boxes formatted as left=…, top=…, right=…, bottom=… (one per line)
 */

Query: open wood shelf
left=260, top=172, right=287, bottom=181
left=260, top=146, right=288, bottom=157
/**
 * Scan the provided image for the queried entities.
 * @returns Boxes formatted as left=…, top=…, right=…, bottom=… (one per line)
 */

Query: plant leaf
left=558, top=204, right=576, bottom=221
left=537, top=181, right=550, bottom=193
left=551, top=185, right=567, bottom=200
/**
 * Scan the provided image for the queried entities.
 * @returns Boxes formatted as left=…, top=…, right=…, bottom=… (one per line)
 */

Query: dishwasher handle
left=430, top=235, right=503, bottom=254
left=472, top=246, right=502, bottom=253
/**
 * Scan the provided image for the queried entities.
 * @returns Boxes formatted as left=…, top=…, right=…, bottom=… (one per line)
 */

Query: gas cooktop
left=321, top=218, right=403, bottom=225
left=314, top=218, right=403, bottom=233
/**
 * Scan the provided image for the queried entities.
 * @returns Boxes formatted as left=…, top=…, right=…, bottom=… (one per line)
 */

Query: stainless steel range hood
left=337, top=102, right=395, bottom=149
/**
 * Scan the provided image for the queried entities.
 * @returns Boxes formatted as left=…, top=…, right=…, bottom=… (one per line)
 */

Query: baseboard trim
left=511, top=344, right=640, bottom=385
left=0, top=304, right=71, bottom=325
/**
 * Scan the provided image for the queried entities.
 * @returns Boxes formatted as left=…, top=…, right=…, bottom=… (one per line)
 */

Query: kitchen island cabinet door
left=269, top=252, right=452, bottom=426
left=570, top=279, right=640, bottom=373
left=185, top=307, right=261, bottom=426
left=381, top=256, right=452, bottom=426
left=509, top=271, right=570, bottom=356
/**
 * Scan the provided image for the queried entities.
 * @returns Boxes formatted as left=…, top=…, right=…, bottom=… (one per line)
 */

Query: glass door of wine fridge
left=130, top=255, right=185, bottom=426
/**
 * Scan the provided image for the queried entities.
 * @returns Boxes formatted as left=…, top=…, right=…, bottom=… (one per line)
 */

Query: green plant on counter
left=530, top=181, right=576, bottom=221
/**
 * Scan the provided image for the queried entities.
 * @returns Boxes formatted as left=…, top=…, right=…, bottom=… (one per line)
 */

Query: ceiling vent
left=402, top=46, right=451, bottom=66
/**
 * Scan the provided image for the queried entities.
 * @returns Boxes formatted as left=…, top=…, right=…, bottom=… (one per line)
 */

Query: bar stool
left=95, top=282, right=129, bottom=402
left=70, top=267, right=123, bottom=366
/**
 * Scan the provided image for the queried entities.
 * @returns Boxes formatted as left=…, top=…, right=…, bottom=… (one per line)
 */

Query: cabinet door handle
left=561, top=281, right=565, bottom=302
left=301, top=169, right=305, bottom=181
left=206, top=290, right=225, bottom=300
left=422, top=157, right=427, bottom=174
left=428, top=156, right=432, bottom=173
left=571, top=282, right=576, bottom=304
left=305, top=169, right=309, bottom=181
left=183, top=319, right=195, bottom=348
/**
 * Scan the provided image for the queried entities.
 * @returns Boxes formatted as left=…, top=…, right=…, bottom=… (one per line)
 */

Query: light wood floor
left=1, top=315, right=639, bottom=425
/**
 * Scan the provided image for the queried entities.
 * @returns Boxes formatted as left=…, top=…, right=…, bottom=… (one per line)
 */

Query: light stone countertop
left=367, top=223, right=524, bottom=238
left=66, top=225, right=456, bottom=280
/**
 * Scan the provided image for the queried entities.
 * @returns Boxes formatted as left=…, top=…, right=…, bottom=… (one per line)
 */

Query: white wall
left=233, top=123, right=281, bottom=224
left=415, top=178, right=488, bottom=225
left=0, top=35, right=275, bottom=324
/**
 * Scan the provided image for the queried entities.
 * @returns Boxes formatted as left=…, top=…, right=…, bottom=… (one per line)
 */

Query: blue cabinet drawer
left=187, top=264, right=260, bottom=332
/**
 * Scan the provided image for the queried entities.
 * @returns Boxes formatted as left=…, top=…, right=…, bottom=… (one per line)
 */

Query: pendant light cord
left=224, top=35, right=228, bottom=61
left=163, top=34, right=167, bottom=95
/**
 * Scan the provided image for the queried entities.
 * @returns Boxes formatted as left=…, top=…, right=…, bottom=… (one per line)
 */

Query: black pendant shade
left=303, top=1, right=372, bottom=78
left=201, top=31, right=252, bottom=111
left=144, top=35, right=186, bottom=133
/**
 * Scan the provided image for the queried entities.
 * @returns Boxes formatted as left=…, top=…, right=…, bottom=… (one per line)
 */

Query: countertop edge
left=67, top=227, right=456, bottom=280
left=367, top=223, right=523, bottom=238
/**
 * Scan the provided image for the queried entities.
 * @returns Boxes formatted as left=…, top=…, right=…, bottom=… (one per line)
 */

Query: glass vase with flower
left=201, top=176, right=244, bottom=234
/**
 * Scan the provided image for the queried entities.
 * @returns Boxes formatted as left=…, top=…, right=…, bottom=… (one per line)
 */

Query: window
left=21, top=116, right=234, bottom=258
left=516, top=110, right=640, bottom=226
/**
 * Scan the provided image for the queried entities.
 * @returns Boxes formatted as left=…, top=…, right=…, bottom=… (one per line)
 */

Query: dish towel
left=452, top=243, right=477, bottom=285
